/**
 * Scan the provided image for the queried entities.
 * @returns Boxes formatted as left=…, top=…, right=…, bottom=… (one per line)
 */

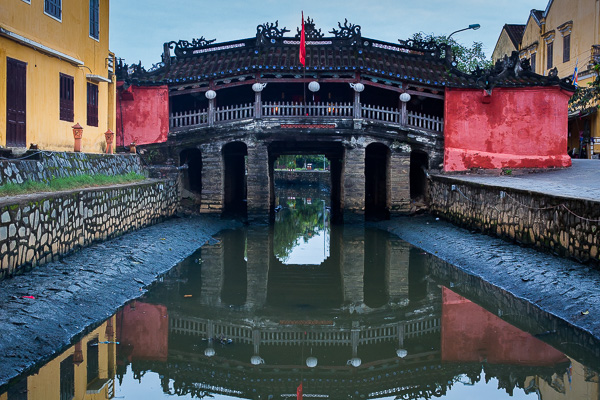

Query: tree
left=569, top=63, right=600, bottom=115
left=409, top=32, right=492, bottom=73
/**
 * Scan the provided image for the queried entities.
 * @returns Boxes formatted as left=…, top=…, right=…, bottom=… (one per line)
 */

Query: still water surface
left=2, top=187, right=599, bottom=399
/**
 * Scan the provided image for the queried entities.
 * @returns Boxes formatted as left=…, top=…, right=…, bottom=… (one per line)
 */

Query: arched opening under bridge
left=222, top=142, right=248, bottom=219
left=365, top=143, right=390, bottom=220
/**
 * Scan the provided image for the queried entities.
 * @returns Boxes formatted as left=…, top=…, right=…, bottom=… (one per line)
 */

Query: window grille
left=45, top=0, right=61, bottom=20
left=87, top=82, right=98, bottom=127
left=563, top=34, right=570, bottom=63
left=89, top=0, right=99, bottom=39
left=546, top=41, right=553, bottom=70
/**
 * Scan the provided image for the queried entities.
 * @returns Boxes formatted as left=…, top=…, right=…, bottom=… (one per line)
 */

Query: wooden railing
left=170, top=101, right=443, bottom=132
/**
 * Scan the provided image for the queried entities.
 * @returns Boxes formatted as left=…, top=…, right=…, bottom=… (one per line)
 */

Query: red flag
left=299, top=12, right=306, bottom=66
left=297, top=382, right=303, bottom=400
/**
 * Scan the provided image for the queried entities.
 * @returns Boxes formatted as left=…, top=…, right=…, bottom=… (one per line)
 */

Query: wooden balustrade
left=170, top=101, right=443, bottom=132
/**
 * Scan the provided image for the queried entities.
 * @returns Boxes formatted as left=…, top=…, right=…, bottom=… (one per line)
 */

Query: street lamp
left=447, top=24, right=480, bottom=41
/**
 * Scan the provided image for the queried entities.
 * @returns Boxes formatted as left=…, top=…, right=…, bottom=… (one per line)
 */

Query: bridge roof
left=121, top=19, right=574, bottom=92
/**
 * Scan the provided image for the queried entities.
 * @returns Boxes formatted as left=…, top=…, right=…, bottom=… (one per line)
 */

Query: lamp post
left=445, top=24, right=480, bottom=67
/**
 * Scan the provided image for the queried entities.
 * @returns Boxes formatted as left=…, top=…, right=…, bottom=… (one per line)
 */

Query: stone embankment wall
left=0, top=180, right=178, bottom=279
left=274, top=170, right=330, bottom=185
left=0, top=152, right=144, bottom=186
left=428, top=176, right=600, bottom=265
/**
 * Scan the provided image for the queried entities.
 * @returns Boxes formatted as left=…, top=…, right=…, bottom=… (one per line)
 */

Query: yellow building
left=492, top=24, right=526, bottom=63
left=0, top=0, right=115, bottom=153
left=505, top=0, right=600, bottom=159
left=0, top=317, right=117, bottom=400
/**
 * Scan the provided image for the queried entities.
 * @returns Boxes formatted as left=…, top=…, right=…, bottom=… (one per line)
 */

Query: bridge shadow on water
left=3, top=187, right=600, bottom=399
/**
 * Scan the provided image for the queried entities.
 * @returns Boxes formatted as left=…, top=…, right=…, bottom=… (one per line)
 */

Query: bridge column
left=199, top=142, right=223, bottom=214
left=388, top=239, right=410, bottom=306
left=199, top=239, right=224, bottom=307
left=341, top=226, right=364, bottom=309
left=246, top=140, right=270, bottom=224
left=245, top=227, right=269, bottom=310
left=342, top=144, right=365, bottom=223
left=389, top=148, right=411, bottom=214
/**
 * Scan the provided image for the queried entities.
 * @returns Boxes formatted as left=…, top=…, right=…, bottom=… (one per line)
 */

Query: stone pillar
left=341, top=226, right=364, bottom=307
left=389, top=148, right=411, bottom=214
left=245, top=227, right=269, bottom=310
left=199, top=142, right=223, bottom=214
left=388, top=239, right=410, bottom=306
left=342, top=143, right=365, bottom=223
left=200, top=240, right=224, bottom=307
left=246, top=140, right=270, bottom=224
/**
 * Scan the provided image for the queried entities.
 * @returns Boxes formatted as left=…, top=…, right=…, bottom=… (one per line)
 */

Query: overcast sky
left=109, top=0, right=547, bottom=67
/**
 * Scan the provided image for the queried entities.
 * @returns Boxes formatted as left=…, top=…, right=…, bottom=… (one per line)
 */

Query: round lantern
left=396, top=349, right=408, bottom=358
left=251, top=355, right=265, bottom=365
left=205, top=90, right=217, bottom=100
left=347, top=357, right=362, bottom=367
left=350, top=82, right=365, bottom=92
left=252, top=82, right=267, bottom=92
left=399, top=92, right=411, bottom=103
left=306, top=356, right=318, bottom=368
left=204, top=347, right=215, bottom=357
left=308, top=81, right=320, bottom=93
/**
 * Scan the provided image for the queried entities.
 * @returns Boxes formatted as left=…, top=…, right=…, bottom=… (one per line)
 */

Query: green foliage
left=275, top=154, right=329, bottom=170
left=569, top=64, right=600, bottom=115
left=0, top=172, right=145, bottom=197
left=410, top=32, right=492, bottom=73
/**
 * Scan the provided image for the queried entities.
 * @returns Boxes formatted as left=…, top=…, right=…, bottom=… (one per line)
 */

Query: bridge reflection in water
left=3, top=192, right=599, bottom=399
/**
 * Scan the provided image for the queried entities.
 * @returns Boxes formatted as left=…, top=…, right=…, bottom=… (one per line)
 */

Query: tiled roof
left=124, top=21, right=574, bottom=91
left=504, top=24, right=526, bottom=48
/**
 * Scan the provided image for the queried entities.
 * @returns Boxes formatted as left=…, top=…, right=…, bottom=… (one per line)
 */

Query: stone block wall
left=0, top=180, right=178, bottom=279
left=428, top=176, right=600, bottom=265
left=0, top=152, right=144, bottom=186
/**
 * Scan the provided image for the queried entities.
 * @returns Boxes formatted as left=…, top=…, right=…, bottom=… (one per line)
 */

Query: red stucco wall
left=441, top=287, right=568, bottom=365
left=116, top=83, right=169, bottom=147
left=444, top=87, right=573, bottom=171
left=116, top=302, right=169, bottom=362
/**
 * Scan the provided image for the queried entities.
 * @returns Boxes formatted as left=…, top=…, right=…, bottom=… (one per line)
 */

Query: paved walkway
left=439, top=159, right=600, bottom=202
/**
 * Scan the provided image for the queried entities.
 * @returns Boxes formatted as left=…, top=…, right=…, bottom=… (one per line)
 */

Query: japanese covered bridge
left=116, top=18, right=574, bottom=223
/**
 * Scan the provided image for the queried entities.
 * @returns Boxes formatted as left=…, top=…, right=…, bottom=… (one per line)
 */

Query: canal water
left=2, top=186, right=600, bottom=399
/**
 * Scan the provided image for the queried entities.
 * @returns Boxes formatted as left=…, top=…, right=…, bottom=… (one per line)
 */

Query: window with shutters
left=531, top=53, right=536, bottom=72
left=44, top=0, right=61, bottom=21
left=547, top=41, right=553, bottom=70
left=59, top=74, right=74, bottom=122
left=563, top=34, right=570, bottom=63
left=87, top=82, right=98, bottom=127
left=89, top=0, right=99, bottom=40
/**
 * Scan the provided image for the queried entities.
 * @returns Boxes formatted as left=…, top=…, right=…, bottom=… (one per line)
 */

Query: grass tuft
left=0, top=172, right=146, bottom=197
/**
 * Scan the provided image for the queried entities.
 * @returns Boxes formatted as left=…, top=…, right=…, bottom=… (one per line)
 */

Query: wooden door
left=6, top=57, right=27, bottom=148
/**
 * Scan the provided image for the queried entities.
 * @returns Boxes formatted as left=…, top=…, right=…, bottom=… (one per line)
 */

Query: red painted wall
left=444, top=87, right=573, bottom=171
left=441, top=287, right=568, bottom=366
left=116, top=83, right=169, bottom=147
left=116, top=301, right=169, bottom=362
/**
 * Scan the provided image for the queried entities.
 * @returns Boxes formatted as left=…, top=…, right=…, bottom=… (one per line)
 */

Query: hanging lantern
left=399, top=92, right=411, bottom=103
left=306, top=356, right=318, bottom=368
left=252, top=82, right=267, bottom=92
left=349, top=82, right=365, bottom=92
left=205, top=90, right=217, bottom=100
left=396, top=349, right=408, bottom=358
left=347, top=357, right=362, bottom=367
left=251, top=355, right=265, bottom=365
left=308, top=81, right=320, bottom=92
left=204, top=347, right=215, bottom=357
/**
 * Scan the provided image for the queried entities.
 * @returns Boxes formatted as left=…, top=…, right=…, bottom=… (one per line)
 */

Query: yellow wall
left=520, top=15, right=542, bottom=73
left=492, top=29, right=519, bottom=63
left=525, top=358, right=599, bottom=400
left=0, top=0, right=115, bottom=152
left=26, top=317, right=117, bottom=400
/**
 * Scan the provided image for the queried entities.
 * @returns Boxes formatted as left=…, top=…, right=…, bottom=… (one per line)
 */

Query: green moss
left=0, top=172, right=145, bottom=197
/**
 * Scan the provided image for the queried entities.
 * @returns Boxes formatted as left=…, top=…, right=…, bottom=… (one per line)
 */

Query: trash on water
left=22, top=296, right=35, bottom=300
left=184, top=294, right=193, bottom=298
left=581, top=310, right=590, bottom=315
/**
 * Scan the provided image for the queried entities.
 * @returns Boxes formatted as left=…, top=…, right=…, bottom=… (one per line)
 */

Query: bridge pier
left=341, top=226, right=365, bottom=308
left=342, top=145, right=366, bottom=224
left=247, top=141, right=270, bottom=224
left=245, top=227, right=269, bottom=310
left=389, top=150, right=411, bottom=214
left=199, top=142, right=224, bottom=214
left=388, top=239, right=410, bottom=306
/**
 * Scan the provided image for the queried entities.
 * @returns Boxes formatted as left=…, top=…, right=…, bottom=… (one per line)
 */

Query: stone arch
left=179, top=148, right=202, bottom=194
left=410, top=150, right=429, bottom=200
left=222, top=141, right=248, bottom=218
left=365, top=142, right=390, bottom=220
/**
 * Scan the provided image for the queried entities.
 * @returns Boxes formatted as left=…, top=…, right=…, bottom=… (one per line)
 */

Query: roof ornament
left=168, top=37, right=217, bottom=57
left=295, top=16, right=324, bottom=39
left=329, top=19, right=361, bottom=43
left=397, top=38, right=443, bottom=58
left=256, top=21, right=290, bottom=45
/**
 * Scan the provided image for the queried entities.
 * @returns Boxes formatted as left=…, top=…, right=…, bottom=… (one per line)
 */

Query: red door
left=6, top=57, right=27, bottom=148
